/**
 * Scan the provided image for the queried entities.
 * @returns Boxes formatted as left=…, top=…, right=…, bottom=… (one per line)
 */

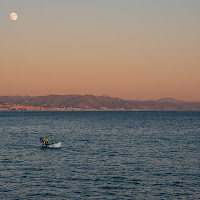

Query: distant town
left=0, top=103, right=127, bottom=111
left=0, top=95, right=200, bottom=111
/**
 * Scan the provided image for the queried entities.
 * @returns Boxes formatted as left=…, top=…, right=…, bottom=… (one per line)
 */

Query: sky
left=0, top=0, right=200, bottom=101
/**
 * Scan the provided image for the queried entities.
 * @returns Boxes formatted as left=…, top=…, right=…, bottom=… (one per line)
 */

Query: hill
left=0, top=95, right=200, bottom=110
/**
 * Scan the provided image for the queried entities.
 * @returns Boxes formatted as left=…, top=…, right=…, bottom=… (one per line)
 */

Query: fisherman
left=44, top=137, right=48, bottom=147
left=40, top=138, right=44, bottom=143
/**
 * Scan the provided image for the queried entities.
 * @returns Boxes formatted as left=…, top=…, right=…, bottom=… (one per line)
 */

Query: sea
left=0, top=111, right=199, bottom=200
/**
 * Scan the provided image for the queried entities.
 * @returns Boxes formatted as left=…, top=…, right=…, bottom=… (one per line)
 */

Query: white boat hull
left=49, top=142, right=61, bottom=148
left=42, top=142, right=61, bottom=149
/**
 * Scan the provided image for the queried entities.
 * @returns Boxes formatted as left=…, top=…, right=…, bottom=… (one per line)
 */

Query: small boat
left=40, top=136, right=61, bottom=149
left=42, top=142, right=62, bottom=149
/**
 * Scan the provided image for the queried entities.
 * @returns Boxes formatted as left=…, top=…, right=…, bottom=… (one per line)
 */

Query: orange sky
left=0, top=0, right=200, bottom=101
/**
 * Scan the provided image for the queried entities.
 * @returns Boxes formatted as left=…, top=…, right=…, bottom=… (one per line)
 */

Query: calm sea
left=0, top=111, right=199, bottom=199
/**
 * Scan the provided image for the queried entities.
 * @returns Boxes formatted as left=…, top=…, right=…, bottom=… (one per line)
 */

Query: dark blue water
left=0, top=111, right=199, bottom=199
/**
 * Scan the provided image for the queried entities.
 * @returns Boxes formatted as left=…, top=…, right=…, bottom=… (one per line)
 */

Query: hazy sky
left=1, top=0, right=200, bottom=100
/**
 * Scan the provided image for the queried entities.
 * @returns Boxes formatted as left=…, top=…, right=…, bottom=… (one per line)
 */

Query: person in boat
left=40, top=138, right=44, bottom=143
left=44, top=137, right=48, bottom=147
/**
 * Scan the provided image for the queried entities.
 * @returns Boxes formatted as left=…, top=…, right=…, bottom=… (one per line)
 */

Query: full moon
left=10, top=13, right=18, bottom=21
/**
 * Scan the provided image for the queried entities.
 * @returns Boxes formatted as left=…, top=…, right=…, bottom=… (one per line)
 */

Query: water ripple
left=0, top=111, right=200, bottom=199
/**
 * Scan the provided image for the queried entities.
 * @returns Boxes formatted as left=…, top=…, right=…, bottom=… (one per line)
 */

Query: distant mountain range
left=0, top=95, right=200, bottom=110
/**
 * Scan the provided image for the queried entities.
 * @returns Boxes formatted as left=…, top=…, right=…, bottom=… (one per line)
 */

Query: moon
left=10, top=13, right=18, bottom=21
